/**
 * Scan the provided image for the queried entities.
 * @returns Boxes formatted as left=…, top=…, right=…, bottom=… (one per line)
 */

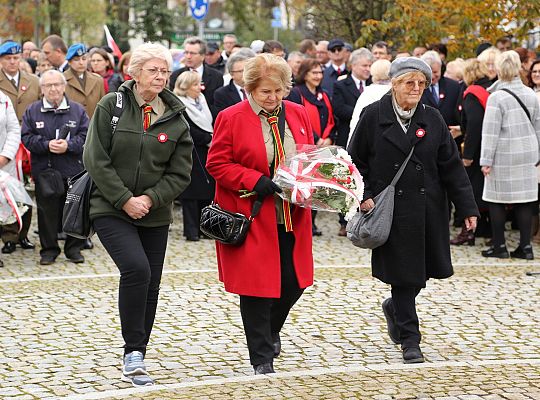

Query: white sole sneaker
left=121, top=373, right=155, bottom=387
left=122, top=366, right=147, bottom=376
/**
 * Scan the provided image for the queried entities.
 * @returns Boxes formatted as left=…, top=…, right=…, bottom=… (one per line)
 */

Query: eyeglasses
left=142, top=68, right=172, bottom=77
left=402, top=80, right=428, bottom=90
left=330, top=47, right=343, bottom=53
left=41, top=82, right=65, bottom=89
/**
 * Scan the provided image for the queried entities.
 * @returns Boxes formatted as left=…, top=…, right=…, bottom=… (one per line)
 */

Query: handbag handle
left=390, top=146, right=415, bottom=187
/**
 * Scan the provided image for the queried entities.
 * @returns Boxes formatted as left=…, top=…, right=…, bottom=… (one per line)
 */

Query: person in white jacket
left=0, top=89, right=23, bottom=267
left=348, top=59, right=392, bottom=147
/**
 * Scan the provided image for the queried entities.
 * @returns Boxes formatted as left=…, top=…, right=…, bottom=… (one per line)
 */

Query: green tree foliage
left=130, top=0, right=177, bottom=45
left=107, top=0, right=131, bottom=52
left=61, top=0, right=106, bottom=44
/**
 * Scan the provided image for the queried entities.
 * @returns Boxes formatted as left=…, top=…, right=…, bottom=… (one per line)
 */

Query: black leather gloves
left=253, top=176, right=282, bottom=197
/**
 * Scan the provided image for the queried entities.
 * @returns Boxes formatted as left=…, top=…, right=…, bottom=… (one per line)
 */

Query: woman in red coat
left=206, top=53, right=314, bottom=375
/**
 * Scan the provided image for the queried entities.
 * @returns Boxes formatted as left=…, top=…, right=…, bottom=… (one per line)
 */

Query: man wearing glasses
left=169, top=37, right=223, bottom=118
left=321, top=38, right=349, bottom=98
left=21, top=70, right=88, bottom=265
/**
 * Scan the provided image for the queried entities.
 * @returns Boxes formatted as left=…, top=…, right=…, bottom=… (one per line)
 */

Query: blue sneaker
left=122, top=351, right=147, bottom=377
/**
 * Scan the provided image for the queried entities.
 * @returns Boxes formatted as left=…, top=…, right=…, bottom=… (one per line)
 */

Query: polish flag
left=104, top=25, right=123, bottom=59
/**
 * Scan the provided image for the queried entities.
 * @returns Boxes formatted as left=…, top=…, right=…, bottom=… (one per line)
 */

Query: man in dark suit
left=41, top=34, right=69, bottom=72
left=321, top=38, right=349, bottom=98
left=170, top=37, right=223, bottom=117
left=214, top=50, right=255, bottom=114
left=332, top=47, right=374, bottom=236
left=420, top=50, right=461, bottom=130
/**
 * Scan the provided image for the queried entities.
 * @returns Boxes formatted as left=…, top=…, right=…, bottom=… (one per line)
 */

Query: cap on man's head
left=389, top=57, right=432, bottom=86
left=327, top=39, right=345, bottom=51
left=206, top=42, right=219, bottom=54
left=66, top=43, right=87, bottom=61
left=0, top=41, right=22, bottom=57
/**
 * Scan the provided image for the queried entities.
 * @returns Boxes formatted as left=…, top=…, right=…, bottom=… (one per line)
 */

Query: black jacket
left=214, top=80, right=242, bottom=114
left=348, top=93, right=478, bottom=287
left=332, top=75, right=364, bottom=147
left=321, top=65, right=348, bottom=98
left=420, top=76, right=461, bottom=127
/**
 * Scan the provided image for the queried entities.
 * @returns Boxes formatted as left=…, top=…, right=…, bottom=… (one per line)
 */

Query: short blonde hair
left=495, top=50, right=521, bottom=81
left=477, top=46, right=500, bottom=66
left=370, top=59, right=391, bottom=83
left=128, top=42, right=173, bottom=79
left=445, top=58, right=465, bottom=81
left=243, top=53, right=292, bottom=94
left=462, top=58, right=489, bottom=86
left=174, top=70, right=200, bottom=97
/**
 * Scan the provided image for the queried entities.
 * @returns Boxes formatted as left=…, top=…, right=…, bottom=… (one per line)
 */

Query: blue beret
left=66, top=43, right=87, bottom=61
left=0, top=41, right=22, bottom=57
left=389, top=57, right=432, bottom=86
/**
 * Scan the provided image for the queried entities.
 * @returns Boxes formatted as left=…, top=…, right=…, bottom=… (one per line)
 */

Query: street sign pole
left=198, top=20, right=205, bottom=38
left=190, top=0, right=209, bottom=38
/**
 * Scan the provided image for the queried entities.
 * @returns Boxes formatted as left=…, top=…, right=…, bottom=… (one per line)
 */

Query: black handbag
left=200, top=198, right=263, bottom=245
left=62, top=170, right=94, bottom=239
left=38, top=168, right=64, bottom=198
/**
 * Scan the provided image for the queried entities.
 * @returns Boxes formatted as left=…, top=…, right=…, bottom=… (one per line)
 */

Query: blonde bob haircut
left=370, top=59, right=391, bottom=83
left=477, top=46, right=500, bottom=66
left=243, top=53, right=292, bottom=94
left=495, top=50, right=521, bottom=82
left=174, top=70, right=200, bottom=97
left=128, top=42, right=173, bottom=79
left=462, top=58, right=490, bottom=86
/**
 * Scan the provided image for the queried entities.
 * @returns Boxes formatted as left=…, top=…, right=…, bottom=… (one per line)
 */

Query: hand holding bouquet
left=272, top=145, right=363, bottom=220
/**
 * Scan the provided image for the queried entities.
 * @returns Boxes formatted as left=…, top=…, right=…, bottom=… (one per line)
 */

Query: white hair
left=421, top=50, right=442, bottom=66
left=128, top=42, right=173, bottom=78
left=39, top=69, right=66, bottom=85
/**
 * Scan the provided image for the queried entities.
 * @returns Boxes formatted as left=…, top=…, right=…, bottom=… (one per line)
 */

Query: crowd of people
left=0, top=31, right=538, bottom=386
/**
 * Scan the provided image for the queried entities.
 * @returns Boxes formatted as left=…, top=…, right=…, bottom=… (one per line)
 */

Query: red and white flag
left=103, top=25, right=123, bottom=59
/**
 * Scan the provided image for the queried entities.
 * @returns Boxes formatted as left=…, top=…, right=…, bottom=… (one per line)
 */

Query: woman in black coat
left=348, top=57, right=478, bottom=364
left=174, top=71, right=215, bottom=241
left=451, top=59, right=493, bottom=245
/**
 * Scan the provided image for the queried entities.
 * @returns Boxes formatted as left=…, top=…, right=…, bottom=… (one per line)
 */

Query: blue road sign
left=190, top=0, right=209, bottom=21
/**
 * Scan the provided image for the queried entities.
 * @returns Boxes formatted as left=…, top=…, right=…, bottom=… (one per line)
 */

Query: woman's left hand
left=481, top=166, right=491, bottom=176
left=464, top=216, right=478, bottom=232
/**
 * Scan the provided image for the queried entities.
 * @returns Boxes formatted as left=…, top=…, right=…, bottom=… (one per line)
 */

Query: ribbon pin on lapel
left=157, top=133, right=168, bottom=143
left=416, top=128, right=426, bottom=138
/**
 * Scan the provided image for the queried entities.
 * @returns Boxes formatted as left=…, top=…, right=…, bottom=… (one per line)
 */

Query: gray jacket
left=480, top=77, right=540, bottom=203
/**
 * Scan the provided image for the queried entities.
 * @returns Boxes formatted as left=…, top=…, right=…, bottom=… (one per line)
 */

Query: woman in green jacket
left=83, top=42, right=193, bottom=387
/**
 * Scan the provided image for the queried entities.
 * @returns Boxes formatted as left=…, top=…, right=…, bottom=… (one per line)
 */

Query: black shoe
left=402, top=347, right=425, bottom=364
left=1, top=241, right=16, bottom=254
left=382, top=298, right=401, bottom=344
left=18, top=237, right=35, bottom=250
left=186, top=236, right=200, bottom=242
left=40, top=255, right=56, bottom=265
left=312, top=225, right=322, bottom=236
left=66, top=253, right=85, bottom=263
left=0, top=259, right=4, bottom=267
left=481, top=245, right=509, bottom=258
left=272, top=333, right=281, bottom=357
left=83, top=238, right=94, bottom=250
left=510, top=244, right=534, bottom=260
left=253, top=362, right=275, bottom=375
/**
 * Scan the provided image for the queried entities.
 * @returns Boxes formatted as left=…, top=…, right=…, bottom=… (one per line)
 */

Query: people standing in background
left=89, top=48, right=123, bottom=93
left=41, top=35, right=69, bottom=72
left=63, top=44, right=106, bottom=118
left=316, top=40, right=331, bottom=70
left=214, top=50, right=255, bottom=114
left=221, top=34, right=237, bottom=61
left=321, top=39, right=349, bottom=98
left=118, top=51, right=132, bottom=82
left=174, top=71, right=215, bottom=241
left=205, top=42, right=226, bottom=75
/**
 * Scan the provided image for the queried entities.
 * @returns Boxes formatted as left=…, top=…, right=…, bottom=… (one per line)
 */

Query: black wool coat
left=332, top=75, right=362, bottom=147
left=348, top=93, right=479, bottom=287
left=179, top=115, right=215, bottom=200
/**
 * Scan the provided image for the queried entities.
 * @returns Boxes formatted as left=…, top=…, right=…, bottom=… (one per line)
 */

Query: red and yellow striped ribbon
left=261, top=109, right=293, bottom=232
left=143, top=104, right=153, bottom=131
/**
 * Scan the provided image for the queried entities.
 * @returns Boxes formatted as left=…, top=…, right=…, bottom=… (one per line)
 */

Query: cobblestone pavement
left=0, top=209, right=539, bottom=399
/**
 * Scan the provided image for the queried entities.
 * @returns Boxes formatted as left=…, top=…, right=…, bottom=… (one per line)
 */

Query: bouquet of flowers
left=272, top=145, right=363, bottom=221
left=0, top=170, right=34, bottom=227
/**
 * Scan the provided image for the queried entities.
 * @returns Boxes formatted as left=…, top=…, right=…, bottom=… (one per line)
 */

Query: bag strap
left=390, top=146, right=415, bottom=187
left=110, top=92, right=124, bottom=135
left=500, top=88, right=532, bottom=122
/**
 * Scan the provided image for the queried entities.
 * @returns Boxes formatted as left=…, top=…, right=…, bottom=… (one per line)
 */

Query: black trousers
left=1, top=207, right=32, bottom=243
left=94, top=217, right=169, bottom=356
left=391, top=286, right=422, bottom=348
left=239, top=225, right=304, bottom=366
left=182, top=199, right=210, bottom=238
left=35, top=181, right=83, bottom=258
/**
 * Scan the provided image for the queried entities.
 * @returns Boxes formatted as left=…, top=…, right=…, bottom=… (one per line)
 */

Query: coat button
left=397, top=189, right=403, bottom=196
left=416, top=164, right=422, bottom=171
left=393, top=163, right=400, bottom=170
left=419, top=188, right=425, bottom=195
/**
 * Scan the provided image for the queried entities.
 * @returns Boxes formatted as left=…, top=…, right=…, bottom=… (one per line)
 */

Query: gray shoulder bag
left=346, top=146, right=415, bottom=249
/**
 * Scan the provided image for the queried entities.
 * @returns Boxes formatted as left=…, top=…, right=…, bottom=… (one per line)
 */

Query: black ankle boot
left=510, top=244, right=534, bottom=260
left=481, top=245, right=509, bottom=258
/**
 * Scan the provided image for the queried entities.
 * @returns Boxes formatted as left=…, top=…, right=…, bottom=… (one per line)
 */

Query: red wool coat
left=206, top=100, right=314, bottom=297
